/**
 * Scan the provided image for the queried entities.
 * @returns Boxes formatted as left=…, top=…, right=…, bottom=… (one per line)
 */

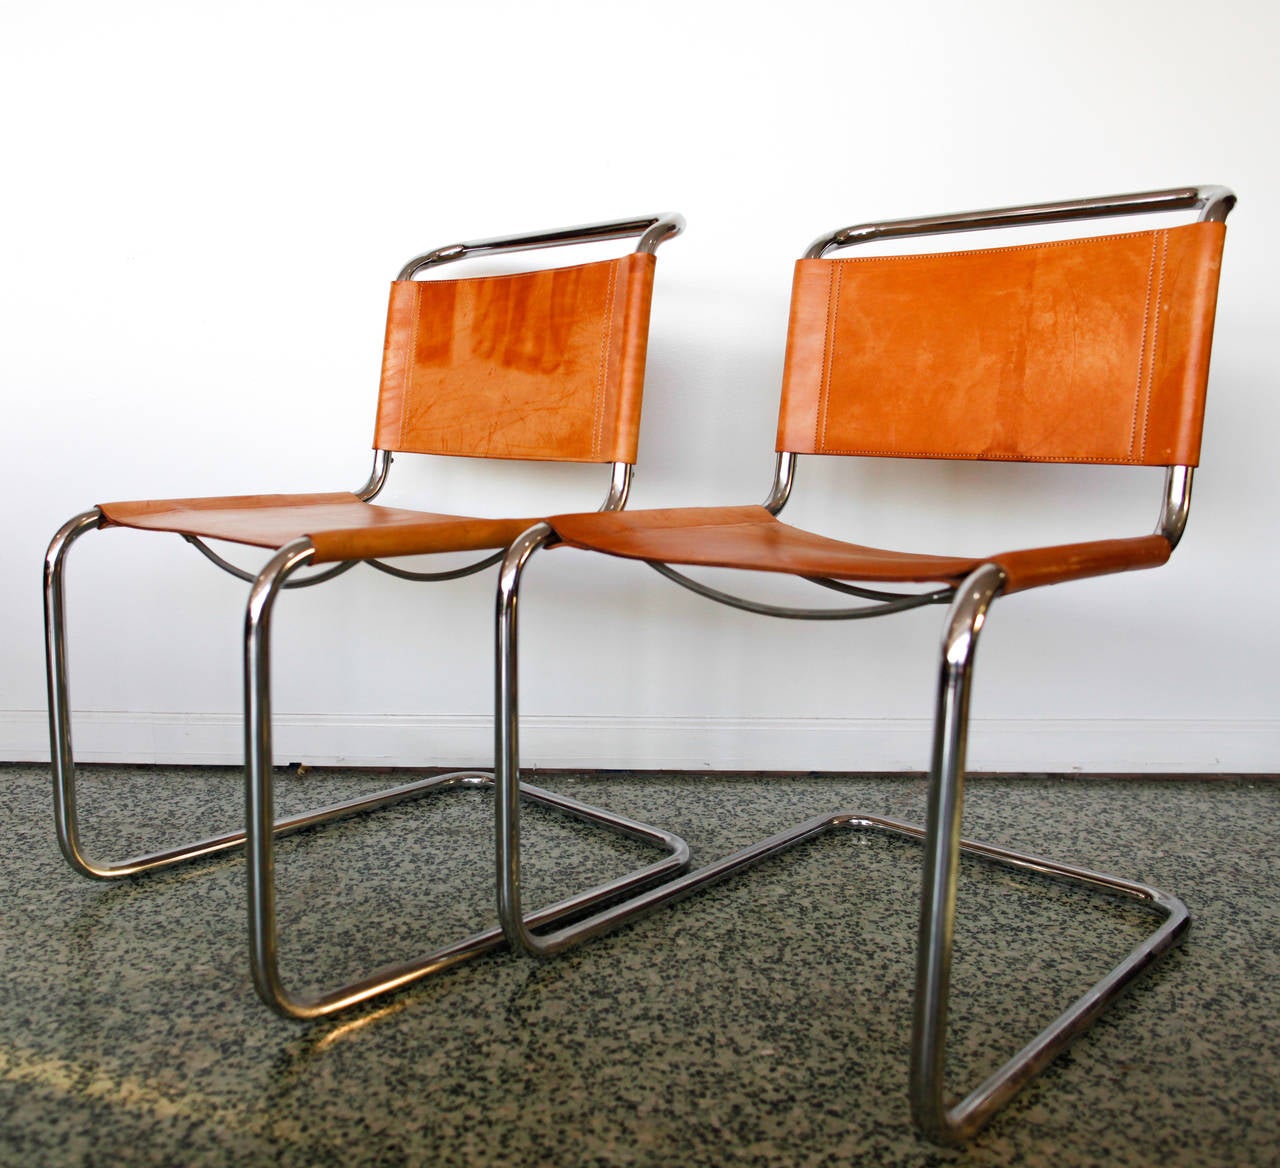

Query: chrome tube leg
left=495, top=523, right=556, bottom=954
left=910, top=561, right=1188, bottom=1143
left=44, top=509, right=107, bottom=877
left=244, top=539, right=317, bottom=1017
left=911, top=563, right=1005, bottom=1144
left=46, top=514, right=685, bottom=1018
left=495, top=525, right=693, bottom=958
left=44, top=513, right=454, bottom=880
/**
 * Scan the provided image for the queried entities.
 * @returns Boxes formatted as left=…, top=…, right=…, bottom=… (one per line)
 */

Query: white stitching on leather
left=1140, top=232, right=1169, bottom=460
left=593, top=260, right=619, bottom=461
left=1129, top=234, right=1159, bottom=457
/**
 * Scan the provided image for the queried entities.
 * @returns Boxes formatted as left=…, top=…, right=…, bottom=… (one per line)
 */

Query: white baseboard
left=3, top=710, right=1275, bottom=773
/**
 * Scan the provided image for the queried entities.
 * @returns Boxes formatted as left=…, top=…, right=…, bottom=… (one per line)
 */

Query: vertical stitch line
left=1128, top=234, right=1158, bottom=458
left=816, top=263, right=840, bottom=452
left=1140, top=232, right=1168, bottom=461
left=593, top=260, right=619, bottom=460
left=400, top=285, right=421, bottom=451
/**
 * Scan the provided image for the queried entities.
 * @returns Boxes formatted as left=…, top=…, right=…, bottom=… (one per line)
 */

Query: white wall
left=2, top=0, right=1276, bottom=773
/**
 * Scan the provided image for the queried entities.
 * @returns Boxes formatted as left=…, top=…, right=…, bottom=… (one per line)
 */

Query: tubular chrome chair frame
left=492, top=187, right=1234, bottom=1142
left=44, top=213, right=691, bottom=1019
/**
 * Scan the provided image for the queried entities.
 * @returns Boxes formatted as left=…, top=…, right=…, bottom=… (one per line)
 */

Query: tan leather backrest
left=776, top=221, right=1226, bottom=466
left=373, top=252, right=656, bottom=464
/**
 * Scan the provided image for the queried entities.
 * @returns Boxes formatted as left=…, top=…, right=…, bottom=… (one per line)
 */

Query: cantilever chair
left=43, top=212, right=690, bottom=1019
left=492, top=187, right=1233, bottom=1142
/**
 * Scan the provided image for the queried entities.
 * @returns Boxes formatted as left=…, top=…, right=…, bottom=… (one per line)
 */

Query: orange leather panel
left=993, top=533, right=1170, bottom=593
left=99, top=494, right=534, bottom=564
left=373, top=252, right=656, bottom=464
left=777, top=222, right=1226, bottom=467
left=551, top=506, right=981, bottom=582
left=548, top=505, right=1170, bottom=594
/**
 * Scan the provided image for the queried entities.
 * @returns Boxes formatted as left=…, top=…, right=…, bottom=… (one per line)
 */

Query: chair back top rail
left=805, top=186, right=1233, bottom=259
left=399, top=213, right=685, bottom=280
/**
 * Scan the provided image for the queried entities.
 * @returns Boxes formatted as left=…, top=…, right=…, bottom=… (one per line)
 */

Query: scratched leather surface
left=776, top=222, right=1225, bottom=466
left=374, top=252, right=656, bottom=464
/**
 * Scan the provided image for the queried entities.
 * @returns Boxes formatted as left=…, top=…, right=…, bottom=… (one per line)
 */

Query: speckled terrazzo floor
left=1, top=766, right=1276, bottom=1167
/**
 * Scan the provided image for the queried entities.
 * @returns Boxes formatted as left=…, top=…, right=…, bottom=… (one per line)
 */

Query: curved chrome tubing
left=907, top=563, right=1188, bottom=1142
left=647, top=560, right=953, bottom=620
left=45, top=214, right=687, bottom=1018
left=175, top=216, right=649, bottom=589
left=601, top=460, right=633, bottom=512
left=46, top=514, right=688, bottom=1017
left=181, top=536, right=357, bottom=589
left=1158, top=465, right=1194, bottom=548
left=182, top=451, right=633, bottom=591
left=496, top=524, right=706, bottom=957
left=762, top=451, right=796, bottom=515
left=805, top=184, right=1235, bottom=259
left=47, top=441, right=674, bottom=1012
left=499, top=806, right=1186, bottom=1129
left=495, top=546, right=1192, bottom=1137
left=398, top=212, right=685, bottom=280
left=355, top=448, right=393, bottom=501
left=245, top=539, right=688, bottom=1017
left=494, top=188, right=1230, bottom=1141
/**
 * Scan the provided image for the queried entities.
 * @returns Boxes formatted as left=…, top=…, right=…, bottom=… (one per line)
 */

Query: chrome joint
left=1157, top=465, right=1194, bottom=548
left=762, top=452, right=796, bottom=515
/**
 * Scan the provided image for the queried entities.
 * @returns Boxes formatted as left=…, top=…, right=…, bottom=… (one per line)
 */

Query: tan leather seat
left=98, top=492, right=535, bottom=563
left=549, top=503, right=1172, bottom=594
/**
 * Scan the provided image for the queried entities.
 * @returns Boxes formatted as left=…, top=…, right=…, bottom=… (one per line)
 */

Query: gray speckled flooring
left=1, top=765, right=1277, bottom=1167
